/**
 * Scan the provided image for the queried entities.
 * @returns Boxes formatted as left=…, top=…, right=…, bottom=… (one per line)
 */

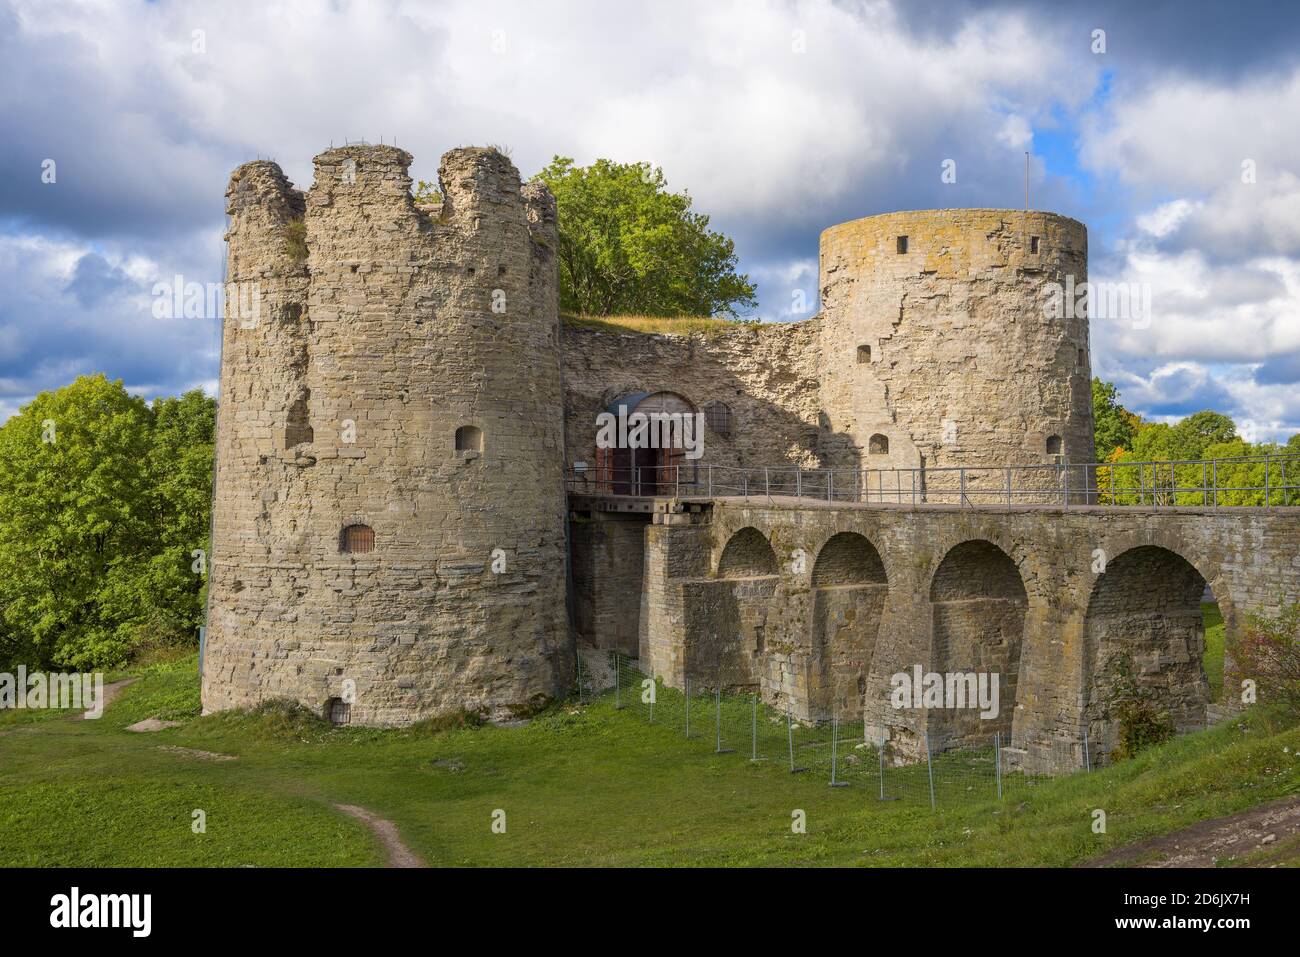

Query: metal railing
left=564, top=453, right=1300, bottom=509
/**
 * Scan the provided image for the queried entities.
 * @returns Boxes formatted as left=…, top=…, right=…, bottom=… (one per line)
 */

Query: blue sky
left=3, top=0, right=1300, bottom=441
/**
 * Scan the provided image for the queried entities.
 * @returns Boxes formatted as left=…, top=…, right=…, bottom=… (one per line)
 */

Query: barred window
left=327, top=697, right=351, bottom=726
left=340, top=524, right=375, bottom=554
left=704, top=402, right=732, bottom=436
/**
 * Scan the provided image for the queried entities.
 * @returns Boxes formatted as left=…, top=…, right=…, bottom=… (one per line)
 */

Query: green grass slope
left=1, top=653, right=1295, bottom=867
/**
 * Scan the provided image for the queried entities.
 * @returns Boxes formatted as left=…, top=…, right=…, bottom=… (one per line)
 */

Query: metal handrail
left=563, top=453, right=1300, bottom=509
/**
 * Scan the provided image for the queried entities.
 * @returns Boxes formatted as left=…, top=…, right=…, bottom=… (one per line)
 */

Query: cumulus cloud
left=1078, top=60, right=1300, bottom=438
left=0, top=0, right=1297, bottom=441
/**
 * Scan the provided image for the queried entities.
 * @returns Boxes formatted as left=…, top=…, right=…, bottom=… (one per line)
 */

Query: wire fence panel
left=580, top=653, right=1061, bottom=810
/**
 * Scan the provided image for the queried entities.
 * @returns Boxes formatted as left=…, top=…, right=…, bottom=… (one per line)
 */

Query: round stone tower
left=817, top=209, right=1094, bottom=489
left=202, top=144, right=570, bottom=725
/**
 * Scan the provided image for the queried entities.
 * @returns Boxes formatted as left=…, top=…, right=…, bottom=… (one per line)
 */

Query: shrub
left=1106, top=652, right=1175, bottom=762
left=1228, top=601, right=1300, bottom=720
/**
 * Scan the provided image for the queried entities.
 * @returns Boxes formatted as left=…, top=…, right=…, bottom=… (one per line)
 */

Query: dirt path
left=1084, top=795, right=1300, bottom=867
left=80, top=677, right=136, bottom=719
left=334, top=804, right=426, bottom=868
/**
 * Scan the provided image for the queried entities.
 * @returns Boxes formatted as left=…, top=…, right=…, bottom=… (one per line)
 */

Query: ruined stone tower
left=818, top=210, right=1094, bottom=479
left=202, top=144, right=570, bottom=724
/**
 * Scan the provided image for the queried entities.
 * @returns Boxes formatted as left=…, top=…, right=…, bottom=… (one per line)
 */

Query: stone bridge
left=568, top=493, right=1300, bottom=774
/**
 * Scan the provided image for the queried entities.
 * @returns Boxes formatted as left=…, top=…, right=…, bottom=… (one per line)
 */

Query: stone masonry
left=204, top=152, right=1294, bottom=774
left=202, top=144, right=569, bottom=724
left=623, top=497, right=1300, bottom=774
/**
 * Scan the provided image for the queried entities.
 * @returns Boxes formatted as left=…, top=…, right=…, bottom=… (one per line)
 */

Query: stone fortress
left=203, top=143, right=1300, bottom=774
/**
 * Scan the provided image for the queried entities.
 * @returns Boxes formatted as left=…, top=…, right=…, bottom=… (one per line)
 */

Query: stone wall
left=620, top=495, right=1300, bottom=774
left=569, top=510, right=649, bottom=656
left=561, top=320, right=825, bottom=481
left=203, top=144, right=570, bottom=725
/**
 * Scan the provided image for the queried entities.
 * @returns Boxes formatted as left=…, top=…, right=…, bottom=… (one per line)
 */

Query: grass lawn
left=1, top=652, right=1296, bottom=867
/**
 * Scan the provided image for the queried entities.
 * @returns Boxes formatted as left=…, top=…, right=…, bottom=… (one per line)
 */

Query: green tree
left=1170, top=410, right=1236, bottom=459
left=535, top=156, right=758, bottom=318
left=1091, top=378, right=1138, bottom=460
left=0, top=375, right=214, bottom=670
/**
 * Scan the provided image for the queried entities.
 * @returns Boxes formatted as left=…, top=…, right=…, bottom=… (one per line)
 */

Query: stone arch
left=810, top=532, right=889, bottom=719
left=717, top=526, right=778, bottom=578
left=812, top=531, right=887, bottom=587
left=691, top=525, right=780, bottom=694
left=928, top=539, right=1028, bottom=747
left=1082, top=544, right=1214, bottom=762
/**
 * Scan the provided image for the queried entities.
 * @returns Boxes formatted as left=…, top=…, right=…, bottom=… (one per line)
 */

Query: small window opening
left=340, top=524, right=375, bottom=554
left=1077, top=347, right=1086, bottom=369
left=869, top=433, right=889, bottom=455
left=704, top=402, right=732, bottom=437
left=1046, top=435, right=1063, bottom=455
left=1030, top=236, right=1040, bottom=254
left=455, top=425, right=483, bottom=453
left=896, top=235, right=908, bottom=254
left=857, top=344, right=872, bottom=363
left=326, top=697, right=351, bottom=726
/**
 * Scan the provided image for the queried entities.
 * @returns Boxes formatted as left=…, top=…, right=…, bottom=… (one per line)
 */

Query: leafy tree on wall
left=0, top=375, right=214, bottom=671
left=535, top=156, right=758, bottom=318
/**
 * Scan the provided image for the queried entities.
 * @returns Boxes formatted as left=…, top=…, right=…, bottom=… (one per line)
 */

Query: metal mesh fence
left=576, top=651, right=1062, bottom=810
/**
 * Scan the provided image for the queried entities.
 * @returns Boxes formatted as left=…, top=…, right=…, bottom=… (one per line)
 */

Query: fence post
left=707, top=465, right=713, bottom=498
left=796, top=467, right=802, bottom=499
left=1213, top=460, right=1218, bottom=508
left=576, top=649, right=585, bottom=704
left=613, top=651, right=621, bottom=710
left=786, top=708, right=806, bottom=773
left=1005, top=467, right=1011, bottom=506
left=830, top=711, right=849, bottom=787
left=684, top=676, right=690, bottom=738
left=751, top=694, right=759, bottom=761
left=878, top=739, right=886, bottom=801
left=995, top=732, right=1002, bottom=800
left=715, top=688, right=734, bottom=754
left=924, top=731, right=936, bottom=811
left=1083, top=727, right=1091, bottom=772
left=1265, top=454, right=1271, bottom=507
left=676, top=464, right=680, bottom=498
left=959, top=468, right=966, bottom=507
left=764, top=467, right=770, bottom=497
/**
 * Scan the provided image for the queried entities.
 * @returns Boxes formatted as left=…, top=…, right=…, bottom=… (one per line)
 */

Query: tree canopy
left=535, top=156, right=758, bottom=318
left=1091, top=377, right=1139, bottom=461
left=0, top=375, right=214, bottom=671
